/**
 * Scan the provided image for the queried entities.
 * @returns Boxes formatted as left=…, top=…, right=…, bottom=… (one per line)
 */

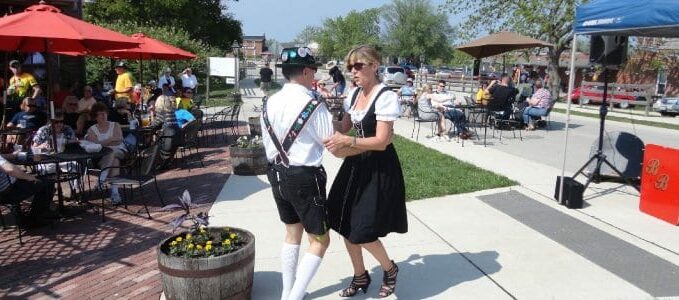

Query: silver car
left=379, top=66, right=407, bottom=86
left=653, top=97, right=679, bottom=117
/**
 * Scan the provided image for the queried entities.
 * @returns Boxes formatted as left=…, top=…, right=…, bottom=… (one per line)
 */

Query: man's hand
left=323, top=132, right=351, bottom=154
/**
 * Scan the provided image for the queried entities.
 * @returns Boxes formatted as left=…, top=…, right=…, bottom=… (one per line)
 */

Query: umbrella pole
left=2, top=53, right=8, bottom=129
left=558, top=34, right=578, bottom=204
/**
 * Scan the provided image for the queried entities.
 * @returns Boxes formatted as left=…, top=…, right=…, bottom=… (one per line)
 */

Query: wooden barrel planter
left=248, top=117, right=261, bottom=136
left=230, top=145, right=267, bottom=175
left=157, top=227, right=255, bottom=300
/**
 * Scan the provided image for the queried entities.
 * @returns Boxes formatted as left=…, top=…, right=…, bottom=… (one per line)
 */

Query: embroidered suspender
left=262, top=96, right=323, bottom=167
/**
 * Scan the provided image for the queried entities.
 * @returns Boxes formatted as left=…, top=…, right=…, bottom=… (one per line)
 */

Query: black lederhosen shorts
left=266, top=163, right=328, bottom=236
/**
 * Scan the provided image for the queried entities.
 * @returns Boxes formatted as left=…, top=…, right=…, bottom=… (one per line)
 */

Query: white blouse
left=343, top=84, right=401, bottom=123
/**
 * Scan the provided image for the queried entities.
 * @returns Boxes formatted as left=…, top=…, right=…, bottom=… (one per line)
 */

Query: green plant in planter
left=162, top=190, right=245, bottom=258
left=233, top=135, right=263, bottom=149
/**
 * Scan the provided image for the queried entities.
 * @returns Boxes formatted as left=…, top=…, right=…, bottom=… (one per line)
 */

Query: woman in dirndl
left=324, top=45, right=407, bottom=298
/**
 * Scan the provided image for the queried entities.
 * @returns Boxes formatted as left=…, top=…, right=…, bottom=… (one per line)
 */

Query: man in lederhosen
left=261, top=47, right=334, bottom=300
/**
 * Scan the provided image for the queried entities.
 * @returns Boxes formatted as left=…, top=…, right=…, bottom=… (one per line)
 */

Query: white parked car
left=379, top=66, right=407, bottom=86
left=653, top=97, right=679, bottom=117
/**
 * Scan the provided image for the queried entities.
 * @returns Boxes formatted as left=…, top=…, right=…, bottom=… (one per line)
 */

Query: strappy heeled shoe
left=378, top=260, right=399, bottom=298
left=339, top=270, right=371, bottom=297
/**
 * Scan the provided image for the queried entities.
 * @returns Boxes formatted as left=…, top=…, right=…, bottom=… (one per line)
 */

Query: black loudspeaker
left=555, top=176, right=584, bottom=209
left=588, top=131, right=644, bottom=180
left=590, top=35, right=628, bottom=66
left=473, top=59, right=481, bottom=78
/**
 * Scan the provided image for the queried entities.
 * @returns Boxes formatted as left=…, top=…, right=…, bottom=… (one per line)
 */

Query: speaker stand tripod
left=572, top=67, right=640, bottom=192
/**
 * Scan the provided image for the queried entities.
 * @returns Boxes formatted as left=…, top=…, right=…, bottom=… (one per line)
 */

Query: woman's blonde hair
left=421, top=84, right=432, bottom=94
left=344, top=45, right=381, bottom=68
left=154, top=95, right=176, bottom=115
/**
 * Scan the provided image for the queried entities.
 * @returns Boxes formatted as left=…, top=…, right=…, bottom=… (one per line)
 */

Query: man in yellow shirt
left=476, top=82, right=491, bottom=105
left=7, top=60, right=41, bottom=119
left=111, top=61, right=134, bottom=102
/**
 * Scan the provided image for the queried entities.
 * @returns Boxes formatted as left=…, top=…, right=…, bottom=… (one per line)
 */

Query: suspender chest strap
left=262, top=96, right=323, bottom=167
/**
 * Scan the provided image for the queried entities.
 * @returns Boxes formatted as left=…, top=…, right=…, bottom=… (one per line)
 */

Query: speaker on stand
left=556, top=35, right=638, bottom=208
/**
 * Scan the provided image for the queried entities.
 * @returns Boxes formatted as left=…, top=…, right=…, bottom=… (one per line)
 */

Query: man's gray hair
left=534, top=79, right=544, bottom=88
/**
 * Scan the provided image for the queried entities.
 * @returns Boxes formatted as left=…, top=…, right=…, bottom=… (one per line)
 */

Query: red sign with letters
left=639, top=144, right=679, bottom=225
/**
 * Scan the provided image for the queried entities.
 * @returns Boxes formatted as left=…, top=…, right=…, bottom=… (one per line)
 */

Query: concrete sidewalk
left=208, top=84, right=679, bottom=299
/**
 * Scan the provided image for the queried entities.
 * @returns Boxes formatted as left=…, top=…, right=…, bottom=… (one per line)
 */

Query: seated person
left=0, top=153, right=55, bottom=228
left=108, top=98, right=132, bottom=125
left=78, top=85, right=97, bottom=112
left=175, top=87, right=194, bottom=110
left=153, top=94, right=181, bottom=166
left=522, top=79, right=553, bottom=130
left=398, top=78, right=417, bottom=115
left=487, top=74, right=518, bottom=119
left=86, top=103, right=127, bottom=204
left=7, top=97, right=48, bottom=130
left=175, top=108, right=196, bottom=128
left=61, top=96, right=81, bottom=130
left=31, top=114, right=80, bottom=179
left=32, top=114, right=78, bottom=152
left=417, top=84, right=448, bottom=141
left=428, top=86, right=471, bottom=139
left=475, top=82, right=491, bottom=106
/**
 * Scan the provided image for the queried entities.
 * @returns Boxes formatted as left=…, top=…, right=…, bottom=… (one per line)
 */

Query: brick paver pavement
left=0, top=124, right=247, bottom=299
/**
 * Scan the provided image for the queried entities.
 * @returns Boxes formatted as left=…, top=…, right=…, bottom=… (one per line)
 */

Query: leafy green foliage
left=316, top=9, right=382, bottom=59
left=83, top=0, right=242, bottom=49
left=393, top=135, right=516, bottom=201
left=294, top=26, right=321, bottom=47
left=381, top=0, right=455, bottom=63
left=444, top=0, right=589, bottom=92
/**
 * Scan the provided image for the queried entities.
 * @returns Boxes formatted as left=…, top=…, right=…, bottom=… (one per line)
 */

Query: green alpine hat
left=276, top=47, right=321, bottom=68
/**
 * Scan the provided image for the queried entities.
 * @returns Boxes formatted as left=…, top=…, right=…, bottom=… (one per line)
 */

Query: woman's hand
left=324, top=132, right=351, bottom=154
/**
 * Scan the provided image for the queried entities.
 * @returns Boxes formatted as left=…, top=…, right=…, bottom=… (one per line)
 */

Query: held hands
left=323, top=132, right=352, bottom=155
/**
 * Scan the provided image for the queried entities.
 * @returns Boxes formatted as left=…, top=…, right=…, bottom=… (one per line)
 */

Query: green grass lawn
left=552, top=108, right=679, bottom=131
left=393, top=135, right=517, bottom=201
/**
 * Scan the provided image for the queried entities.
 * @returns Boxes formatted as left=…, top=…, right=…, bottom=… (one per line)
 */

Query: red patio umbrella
left=91, top=33, right=196, bottom=60
left=0, top=1, right=140, bottom=53
left=91, top=32, right=196, bottom=85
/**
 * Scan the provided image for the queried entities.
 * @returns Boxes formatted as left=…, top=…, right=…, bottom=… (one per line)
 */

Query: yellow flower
left=170, top=241, right=177, bottom=247
left=206, top=241, right=213, bottom=245
left=176, top=237, right=183, bottom=242
left=205, top=244, right=212, bottom=251
left=199, top=226, right=206, bottom=233
left=196, top=245, right=203, bottom=250
left=229, top=233, right=237, bottom=239
left=186, top=233, right=192, bottom=240
left=222, top=239, right=231, bottom=246
left=187, top=243, right=194, bottom=249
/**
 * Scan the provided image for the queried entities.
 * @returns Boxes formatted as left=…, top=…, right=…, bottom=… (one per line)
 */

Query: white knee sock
left=280, top=243, right=300, bottom=300
left=287, top=253, right=322, bottom=300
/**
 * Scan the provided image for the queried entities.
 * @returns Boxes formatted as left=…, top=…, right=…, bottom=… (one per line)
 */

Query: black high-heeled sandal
left=339, top=271, right=371, bottom=297
left=378, top=260, right=399, bottom=298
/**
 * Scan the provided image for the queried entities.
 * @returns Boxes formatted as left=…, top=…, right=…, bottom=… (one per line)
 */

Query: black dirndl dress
left=327, top=88, right=408, bottom=244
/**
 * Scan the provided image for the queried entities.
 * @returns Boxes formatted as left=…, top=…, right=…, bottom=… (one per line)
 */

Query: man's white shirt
left=181, top=74, right=198, bottom=89
left=261, top=83, right=334, bottom=167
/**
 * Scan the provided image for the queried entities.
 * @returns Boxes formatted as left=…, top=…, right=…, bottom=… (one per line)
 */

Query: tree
left=316, top=9, right=382, bottom=59
left=294, top=26, right=321, bottom=47
left=83, top=0, right=242, bottom=49
left=381, top=0, right=455, bottom=64
left=444, top=0, right=588, bottom=93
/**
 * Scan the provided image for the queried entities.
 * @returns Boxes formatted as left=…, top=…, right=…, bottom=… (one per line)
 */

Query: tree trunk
left=547, top=47, right=565, bottom=99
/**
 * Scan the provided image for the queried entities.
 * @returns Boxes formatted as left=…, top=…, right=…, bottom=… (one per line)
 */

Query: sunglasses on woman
left=347, top=62, right=367, bottom=72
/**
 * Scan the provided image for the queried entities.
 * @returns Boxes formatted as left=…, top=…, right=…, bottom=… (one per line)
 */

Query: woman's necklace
left=355, top=83, right=378, bottom=110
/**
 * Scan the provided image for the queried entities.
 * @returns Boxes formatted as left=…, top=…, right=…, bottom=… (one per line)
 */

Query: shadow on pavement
left=308, top=251, right=502, bottom=299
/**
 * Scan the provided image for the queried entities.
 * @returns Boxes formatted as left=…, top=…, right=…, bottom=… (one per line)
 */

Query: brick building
left=242, top=35, right=267, bottom=58
left=616, top=38, right=679, bottom=97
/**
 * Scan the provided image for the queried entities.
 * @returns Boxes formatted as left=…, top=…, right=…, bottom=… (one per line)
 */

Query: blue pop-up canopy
left=574, top=0, right=679, bottom=37
left=559, top=0, right=679, bottom=201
